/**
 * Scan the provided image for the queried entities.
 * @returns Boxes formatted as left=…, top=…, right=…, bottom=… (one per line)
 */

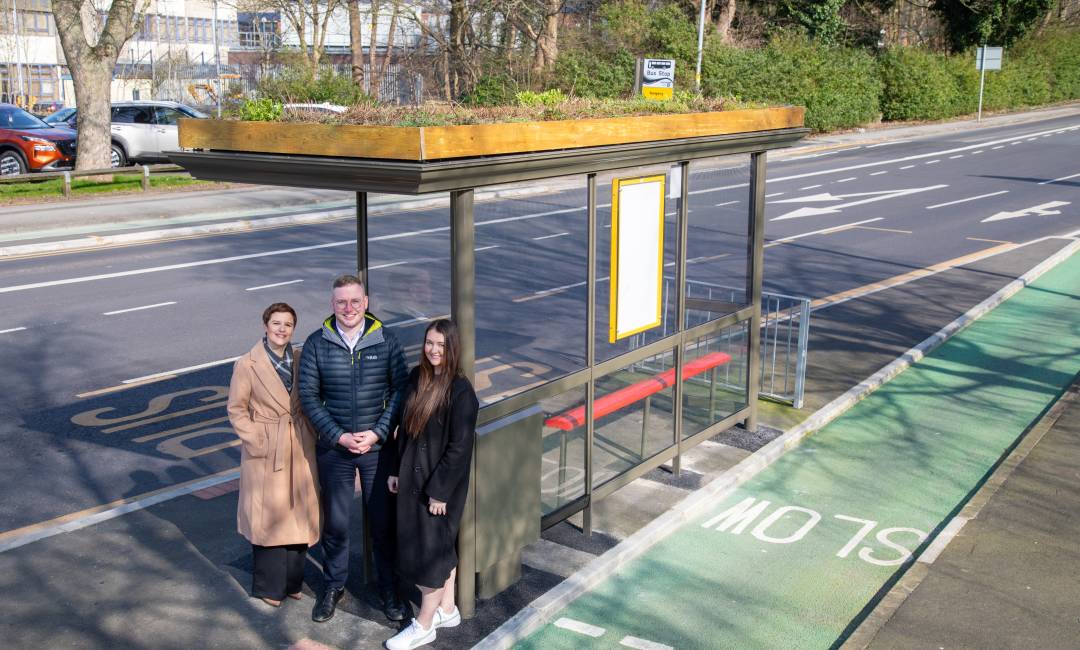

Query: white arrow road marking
left=771, top=185, right=948, bottom=221
left=982, top=201, right=1071, bottom=223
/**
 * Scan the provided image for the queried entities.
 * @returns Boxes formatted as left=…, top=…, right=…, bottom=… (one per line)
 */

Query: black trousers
left=317, top=446, right=396, bottom=593
left=251, top=543, right=308, bottom=600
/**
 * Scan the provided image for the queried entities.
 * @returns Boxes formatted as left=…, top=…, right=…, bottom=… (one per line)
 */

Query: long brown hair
left=402, top=319, right=461, bottom=437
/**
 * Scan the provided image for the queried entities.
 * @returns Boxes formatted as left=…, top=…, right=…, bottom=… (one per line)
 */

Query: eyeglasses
left=333, top=299, right=365, bottom=310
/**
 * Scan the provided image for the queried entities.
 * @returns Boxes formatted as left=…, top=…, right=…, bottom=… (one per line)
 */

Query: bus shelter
left=173, top=107, right=807, bottom=616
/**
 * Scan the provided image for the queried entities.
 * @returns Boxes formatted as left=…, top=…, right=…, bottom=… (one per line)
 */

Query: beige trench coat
left=227, top=342, right=321, bottom=547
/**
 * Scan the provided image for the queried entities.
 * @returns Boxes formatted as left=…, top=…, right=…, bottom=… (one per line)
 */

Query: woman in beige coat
left=227, top=302, right=321, bottom=607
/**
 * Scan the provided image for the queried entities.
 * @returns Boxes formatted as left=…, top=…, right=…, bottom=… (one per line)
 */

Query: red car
left=0, top=103, right=76, bottom=176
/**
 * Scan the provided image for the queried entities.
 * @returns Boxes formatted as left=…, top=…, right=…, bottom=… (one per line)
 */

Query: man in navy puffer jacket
left=299, top=274, right=410, bottom=623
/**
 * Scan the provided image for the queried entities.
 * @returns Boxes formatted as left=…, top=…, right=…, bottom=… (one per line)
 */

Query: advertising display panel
left=609, top=175, right=666, bottom=342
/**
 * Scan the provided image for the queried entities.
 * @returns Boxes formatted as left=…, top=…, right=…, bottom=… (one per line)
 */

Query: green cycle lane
left=517, top=250, right=1080, bottom=650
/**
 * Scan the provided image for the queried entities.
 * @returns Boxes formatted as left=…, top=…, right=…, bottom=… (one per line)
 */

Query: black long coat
left=391, top=369, right=478, bottom=588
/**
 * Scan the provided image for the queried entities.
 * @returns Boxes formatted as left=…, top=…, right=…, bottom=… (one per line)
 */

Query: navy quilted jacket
left=298, top=313, right=409, bottom=451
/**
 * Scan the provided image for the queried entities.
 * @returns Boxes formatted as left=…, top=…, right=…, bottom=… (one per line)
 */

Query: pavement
left=1, top=105, right=1080, bottom=649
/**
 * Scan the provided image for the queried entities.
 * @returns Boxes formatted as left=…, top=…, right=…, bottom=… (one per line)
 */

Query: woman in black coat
left=385, top=319, right=478, bottom=650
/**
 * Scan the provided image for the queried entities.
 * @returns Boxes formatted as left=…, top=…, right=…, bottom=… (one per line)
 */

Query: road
left=1, top=114, right=1078, bottom=537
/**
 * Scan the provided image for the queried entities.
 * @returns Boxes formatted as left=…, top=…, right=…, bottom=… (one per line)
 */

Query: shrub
left=515, top=89, right=568, bottom=107
left=461, top=74, right=520, bottom=107
left=238, top=97, right=283, bottom=121
left=878, top=48, right=964, bottom=121
left=1012, top=27, right=1080, bottom=101
left=702, top=33, right=881, bottom=132
left=256, top=65, right=368, bottom=106
left=551, top=48, right=637, bottom=98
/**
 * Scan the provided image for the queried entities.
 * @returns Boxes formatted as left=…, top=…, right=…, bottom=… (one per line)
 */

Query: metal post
left=640, top=396, right=651, bottom=459
left=356, top=192, right=369, bottom=291
left=672, top=161, right=689, bottom=475
left=62, top=171, right=71, bottom=198
left=583, top=174, right=597, bottom=536
left=745, top=152, right=767, bottom=432
left=213, top=0, right=222, bottom=118
left=141, top=165, right=150, bottom=191
left=450, top=189, right=477, bottom=617
left=977, top=46, right=987, bottom=123
left=694, top=0, right=706, bottom=93
left=793, top=299, right=810, bottom=409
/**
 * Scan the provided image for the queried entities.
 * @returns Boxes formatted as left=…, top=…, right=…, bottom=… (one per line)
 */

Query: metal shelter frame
left=172, top=121, right=807, bottom=618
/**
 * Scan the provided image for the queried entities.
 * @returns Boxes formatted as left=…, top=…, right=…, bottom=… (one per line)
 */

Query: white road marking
left=949, top=155, right=963, bottom=159
left=620, top=636, right=674, bottom=650
left=715, top=200, right=739, bottom=206
left=554, top=618, right=605, bottom=637
left=869, top=171, right=888, bottom=176
left=983, top=201, right=1070, bottom=223
left=1010, top=141, right=1021, bottom=145
left=475, top=245, right=500, bottom=252
left=765, top=218, right=883, bottom=246
left=122, top=355, right=242, bottom=384
left=0, top=205, right=586, bottom=295
left=992, top=145, right=1005, bottom=149
left=785, top=149, right=848, bottom=161
left=835, top=177, right=857, bottom=183
left=972, top=150, right=984, bottom=154
left=1026, top=137, right=1037, bottom=142
left=926, top=190, right=1008, bottom=210
left=1038, top=172, right=1080, bottom=186
left=0, top=326, right=27, bottom=334
left=865, top=140, right=909, bottom=148
left=532, top=232, right=570, bottom=240
left=925, top=160, right=940, bottom=165
left=900, top=165, right=915, bottom=170
left=245, top=279, right=303, bottom=291
left=799, top=184, right=822, bottom=190
left=765, top=192, right=785, bottom=197
left=386, top=313, right=448, bottom=328
left=103, top=301, right=176, bottom=316
left=773, top=185, right=947, bottom=220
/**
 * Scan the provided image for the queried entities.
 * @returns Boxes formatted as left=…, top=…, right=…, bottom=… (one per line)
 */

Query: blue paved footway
left=516, top=251, right=1080, bottom=650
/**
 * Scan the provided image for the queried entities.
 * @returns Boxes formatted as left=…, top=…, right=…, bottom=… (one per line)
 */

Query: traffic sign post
left=639, top=58, right=675, bottom=101
left=976, top=46, right=1003, bottom=122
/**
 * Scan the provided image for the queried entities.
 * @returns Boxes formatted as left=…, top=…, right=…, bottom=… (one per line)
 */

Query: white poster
left=609, top=175, right=665, bottom=342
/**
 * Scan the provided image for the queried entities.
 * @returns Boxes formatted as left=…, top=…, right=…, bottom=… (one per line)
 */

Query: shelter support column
left=451, top=189, right=477, bottom=617
left=356, top=192, right=369, bottom=291
left=672, top=162, right=690, bottom=475
left=746, top=153, right=766, bottom=432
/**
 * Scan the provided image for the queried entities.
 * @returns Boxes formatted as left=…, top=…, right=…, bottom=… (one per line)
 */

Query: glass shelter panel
left=536, top=384, right=588, bottom=516
left=591, top=348, right=676, bottom=489
left=683, top=156, right=753, bottom=327
left=472, top=176, right=590, bottom=404
left=366, top=192, right=452, bottom=368
left=594, top=165, right=681, bottom=364
left=681, top=322, right=750, bottom=439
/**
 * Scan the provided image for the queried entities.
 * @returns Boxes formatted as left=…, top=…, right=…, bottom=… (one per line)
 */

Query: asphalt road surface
left=1, top=114, right=1078, bottom=536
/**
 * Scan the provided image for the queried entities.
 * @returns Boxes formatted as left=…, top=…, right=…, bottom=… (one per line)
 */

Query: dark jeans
left=252, top=543, right=307, bottom=600
left=317, top=446, right=396, bottom=593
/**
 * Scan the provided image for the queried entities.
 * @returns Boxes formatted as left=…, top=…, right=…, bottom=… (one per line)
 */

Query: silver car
left=109, top=101, right=208, bottom=166
left=58, top=101, right=208, bottom=167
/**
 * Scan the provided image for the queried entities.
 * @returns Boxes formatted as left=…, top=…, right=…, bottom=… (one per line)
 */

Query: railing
left=641, top=278, right=810, bottom=408
left=0, top=164, right=189, bottom=198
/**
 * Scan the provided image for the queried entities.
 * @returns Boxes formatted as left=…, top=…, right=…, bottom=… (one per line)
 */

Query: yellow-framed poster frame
left=609, top=174, right=666, bottom=343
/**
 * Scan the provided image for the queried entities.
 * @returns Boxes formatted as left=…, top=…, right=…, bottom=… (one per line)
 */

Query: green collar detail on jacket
left=321, top=313, right=384, bottom=348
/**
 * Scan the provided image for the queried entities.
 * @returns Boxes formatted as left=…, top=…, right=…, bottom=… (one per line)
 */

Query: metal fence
left=642, top=278, right=810, bottom=408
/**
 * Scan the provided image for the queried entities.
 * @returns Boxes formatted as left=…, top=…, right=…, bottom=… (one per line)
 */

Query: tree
left=53, top=0, right=145, bottom=172
left=503, top=0, right=565, bottom=76
left=265, top=0, right=344, bottom=72
left=932, top=0, right=1053, bottom=51
left=348, top=0, right=364, bottom=86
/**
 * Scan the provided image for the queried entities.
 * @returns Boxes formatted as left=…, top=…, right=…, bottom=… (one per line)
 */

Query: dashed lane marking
left=103, top=301, right=177, bottom=316
left=925, top=160, right=940, bottom=165
left=620, top=636, right=674, bottom=650
left=799, top=184, right=822, bottom=190
left=715, top=200, right=739, bottom=206
left=835, top=177, right=857, bottom=183
left=0, top=326, right=26, bottom=334
left=992, top=145, right=1005, bottom=149
left=869, top=171, right=888, bottom=176
left=851, top=225, right=912, bottom=234
left=532, top=232, right=570, bottom=240
left=926, top=190, right=1009, bottom=210
left=968, top=237, right=1014, bottom=244
left=246, top=279, right=303, bottom=291
left=949, top=155, right=964, bottom=159
left=900, top=165, right=915, bottom=169
left=554, top=618, right=605, bottom=637
left=1038, top=172, right=1080, bottom=186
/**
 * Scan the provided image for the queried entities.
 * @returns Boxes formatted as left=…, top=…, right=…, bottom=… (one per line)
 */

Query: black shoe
left=380, top=590, right=410, bottom=622
left=312, top=586, right=345, bottom=623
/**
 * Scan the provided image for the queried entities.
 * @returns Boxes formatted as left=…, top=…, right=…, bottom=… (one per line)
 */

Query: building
left=0, top=0, right=425, bottom=113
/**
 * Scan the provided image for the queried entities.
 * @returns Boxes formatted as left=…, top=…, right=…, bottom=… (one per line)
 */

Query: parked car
left=57, top=100, right=209, bottom=167
left=43, top=107, right=77, bottom=127
left=0, top=103, right=76, bottom=176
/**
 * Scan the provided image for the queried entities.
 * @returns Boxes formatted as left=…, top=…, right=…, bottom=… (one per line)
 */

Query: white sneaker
left=385, top=618, right=436, bottom=650
left=433, top=605, right=461, bottom=629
